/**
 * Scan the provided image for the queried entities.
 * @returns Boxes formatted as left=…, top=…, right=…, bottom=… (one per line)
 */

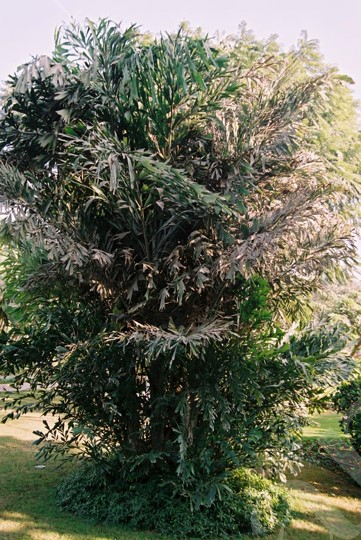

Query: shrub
left=0, top=18, right=358, bottom=530
left=333, top=378, right=361, bottom=452
left=57, top=466, right=290, bottom=538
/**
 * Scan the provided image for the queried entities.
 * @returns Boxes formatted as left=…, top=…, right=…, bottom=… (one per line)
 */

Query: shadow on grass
left=283, top=470, right=361, bottom=540
left=298, top=463, right=361, bottom=498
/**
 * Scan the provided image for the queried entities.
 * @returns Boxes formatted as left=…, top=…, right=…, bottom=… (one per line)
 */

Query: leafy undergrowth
left=1, top=410, right=361, bottom=539
left=57, top=465, right=290, bottom=538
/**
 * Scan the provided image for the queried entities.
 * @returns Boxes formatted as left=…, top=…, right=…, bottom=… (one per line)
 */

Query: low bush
left=333, top=378, right=361, bottom=452
left=57, top=466, right=290, bottom=538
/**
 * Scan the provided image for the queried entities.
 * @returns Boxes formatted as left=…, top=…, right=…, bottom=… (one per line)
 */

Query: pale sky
left=1, top=0, right=361, bottom=101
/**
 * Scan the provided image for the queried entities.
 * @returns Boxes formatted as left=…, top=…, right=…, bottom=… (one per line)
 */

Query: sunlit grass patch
left=1, top=412, right=49, bottom=441
left=303, top=411, right=348, bottom=440
left=285, top=465, right=361, bottom=539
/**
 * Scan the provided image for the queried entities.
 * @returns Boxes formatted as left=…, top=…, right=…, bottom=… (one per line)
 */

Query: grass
left=1, top=407, right=361, bottom=539
left=0, top=410, right=164, bottom=540
left=303, top=411, right=348, bottom=440
left=0, top=377, right=15, bottom=385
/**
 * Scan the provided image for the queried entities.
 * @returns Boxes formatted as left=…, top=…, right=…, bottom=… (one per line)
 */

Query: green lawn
left=0, top=411, right=164, bottom=540
left=303, top=411, right=348, bottom=440
left=1, top=408, right=361, bottom=539
left=0, top=376, right=15, bottom=385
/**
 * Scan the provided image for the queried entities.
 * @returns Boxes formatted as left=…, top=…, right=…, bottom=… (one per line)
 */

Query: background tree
left=311, top=279, right=361, bottom=356
left=0, top=19, right=360, bottom=533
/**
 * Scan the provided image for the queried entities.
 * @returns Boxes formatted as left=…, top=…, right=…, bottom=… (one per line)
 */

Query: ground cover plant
left=0, top=19, right=360, bottom=536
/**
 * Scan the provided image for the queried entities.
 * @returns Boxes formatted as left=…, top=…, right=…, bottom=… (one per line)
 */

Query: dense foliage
left=334, top=378, right=361, bottom=451
left=0, top=19, right=360, bottom=532
left=57, top=465, right=290, bottom=538
left=312, top=280, right=361, bottom=359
